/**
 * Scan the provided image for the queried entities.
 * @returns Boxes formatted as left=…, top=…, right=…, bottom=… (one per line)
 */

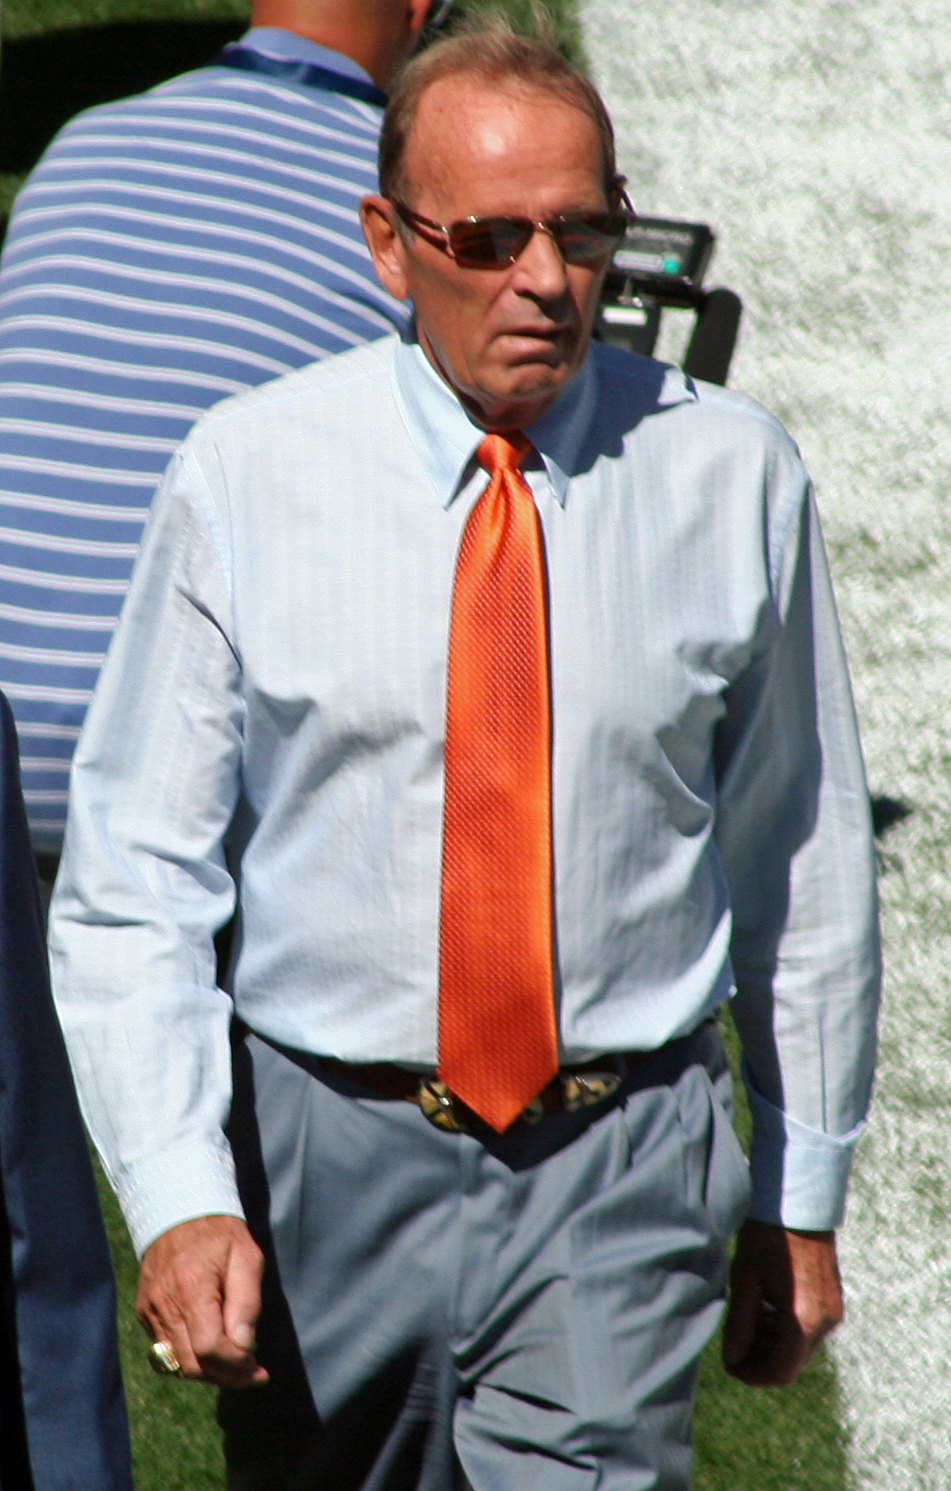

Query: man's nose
left=512, top=223, right=571, bottom=298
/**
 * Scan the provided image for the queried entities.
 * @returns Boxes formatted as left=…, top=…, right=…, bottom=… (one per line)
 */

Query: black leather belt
left=315, top=1049, right=657, bottom=1133
left=254, top=1019, right=719, bottom=1136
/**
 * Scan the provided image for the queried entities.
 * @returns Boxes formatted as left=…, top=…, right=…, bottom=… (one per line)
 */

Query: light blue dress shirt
left=49, top=333, right=880, bottom=1256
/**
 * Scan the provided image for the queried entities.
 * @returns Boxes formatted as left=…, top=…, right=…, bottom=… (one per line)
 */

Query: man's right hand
left=136, top=1215, right=269, bottom=1388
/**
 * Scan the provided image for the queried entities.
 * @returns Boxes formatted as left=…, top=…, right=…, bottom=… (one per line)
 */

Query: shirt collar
left=239, top=28, right=378, bottom=87
left=392, top=331, right=598, bottom=510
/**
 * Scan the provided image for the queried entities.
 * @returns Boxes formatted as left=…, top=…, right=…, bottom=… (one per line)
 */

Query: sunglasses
left=426, top=0, right=455, bottom=28
left=392, top=196, right=636, bottom=269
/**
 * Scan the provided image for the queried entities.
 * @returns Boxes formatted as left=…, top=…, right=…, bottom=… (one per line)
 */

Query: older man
left=51, top=21, right=880, bottom=1491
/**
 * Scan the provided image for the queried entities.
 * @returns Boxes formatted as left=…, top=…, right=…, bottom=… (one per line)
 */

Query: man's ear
left=407, top=0, right=434, bottom=41
left=361, top=196, right=412, bottom=301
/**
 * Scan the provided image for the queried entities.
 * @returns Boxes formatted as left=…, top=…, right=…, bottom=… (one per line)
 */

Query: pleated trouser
left=219, top=1019, right=751, bottom=1491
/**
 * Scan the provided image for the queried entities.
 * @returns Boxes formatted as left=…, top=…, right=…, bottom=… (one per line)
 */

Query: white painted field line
left=580, top=1, right=951, bottom=1484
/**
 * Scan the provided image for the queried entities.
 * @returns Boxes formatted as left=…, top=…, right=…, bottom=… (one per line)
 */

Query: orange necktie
left=437, top=431, right=560, bottom=1133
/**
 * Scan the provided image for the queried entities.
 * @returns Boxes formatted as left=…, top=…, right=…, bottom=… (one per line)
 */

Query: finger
left=194, top=1352, right=269, bottom=1389
left=221, top=1231, right=265, bottom=1355
left=191, top=1249, right=269, bottom=1388
left=190, top=1234, right=269, bottom=1387
left=721, top=1254, right=762, bottom=1371
left=765, top=1308, right=813, bottom=1386
left=180, top=1292, right=266, bottom=1388
left=728, top=1301, right=806, bottom=1387
left=139, top=1247, right=237, bottom=1381
left=143, top=1296, right=264, bottom=1388
left=136, top=1289, right=205, bottom=1380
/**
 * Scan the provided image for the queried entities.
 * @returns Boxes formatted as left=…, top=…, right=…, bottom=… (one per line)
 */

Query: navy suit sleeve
left=0, top=693, right=132, bottom=1491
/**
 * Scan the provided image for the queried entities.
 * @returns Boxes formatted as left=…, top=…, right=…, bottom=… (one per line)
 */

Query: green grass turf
left=1, top=0, right=251, bottom=36
left=0, top=171, right=23, bottom=222
left=7, top=0, right=850, bottom=1482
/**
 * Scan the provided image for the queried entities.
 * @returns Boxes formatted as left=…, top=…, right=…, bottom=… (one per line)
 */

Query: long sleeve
left=49, top=336, right=882, bottom=1252
left=49, top=445, right=245, bottom=1258
left=715, top=464, right=881, bottom=1230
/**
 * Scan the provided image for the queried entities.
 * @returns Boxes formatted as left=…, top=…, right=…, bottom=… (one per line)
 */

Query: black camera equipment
left=598, top=216, right=742, bottom=386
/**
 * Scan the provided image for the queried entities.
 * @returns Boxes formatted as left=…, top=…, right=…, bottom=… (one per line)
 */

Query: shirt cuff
left=742, top=1060, right=865, bottom=1230
left=116, top=1140, right=245, bottom=1259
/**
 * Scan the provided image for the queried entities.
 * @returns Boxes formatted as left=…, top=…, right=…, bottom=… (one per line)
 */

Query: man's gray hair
left=379, top=14, right=620, bottom=207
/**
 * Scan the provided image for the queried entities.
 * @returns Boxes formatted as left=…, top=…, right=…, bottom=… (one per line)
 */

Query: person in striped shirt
left=0, top=0, right=441, bottom=858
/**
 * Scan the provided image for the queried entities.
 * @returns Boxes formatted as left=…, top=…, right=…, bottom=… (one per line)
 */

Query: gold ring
left=148, top=1339, right=182, bottom=1376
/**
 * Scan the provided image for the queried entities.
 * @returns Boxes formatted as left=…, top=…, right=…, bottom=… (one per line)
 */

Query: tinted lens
left=551, top=213, right=631, bottom=263
left=445, top=213, right=633, bottom=268
left=447, top=217, right=535, bottom=267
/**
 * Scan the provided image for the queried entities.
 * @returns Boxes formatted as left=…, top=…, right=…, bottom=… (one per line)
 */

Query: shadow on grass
left=694, top=1333, right=851, bottom=1490
left=870, top=793, right=913, bottom=838
left=0, top=19, right=245, bottom=176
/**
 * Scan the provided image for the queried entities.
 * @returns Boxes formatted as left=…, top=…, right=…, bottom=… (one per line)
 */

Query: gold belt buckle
left=418, top=1077, right=468, bottom=1132
left=561, top=1071, right=622, bottom=1112
left=416, top=1080, right=545, bottom=1132
left=418, top=1072, right=622, bottom=1132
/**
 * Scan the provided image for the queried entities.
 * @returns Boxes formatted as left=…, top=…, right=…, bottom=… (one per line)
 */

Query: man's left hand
left=722, top=1219, right=844, bottom=1386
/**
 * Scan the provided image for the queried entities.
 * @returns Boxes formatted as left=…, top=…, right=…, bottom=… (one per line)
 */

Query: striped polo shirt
left=0, top=28, right=408, bottom=850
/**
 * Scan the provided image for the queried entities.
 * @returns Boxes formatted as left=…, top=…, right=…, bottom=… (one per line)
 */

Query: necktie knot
left=477, top=431, right=531, bottom=476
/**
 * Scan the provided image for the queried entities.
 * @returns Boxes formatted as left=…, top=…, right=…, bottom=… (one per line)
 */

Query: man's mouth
left=501, top=323, right=569, bottom=341
left=497, top=325, right=574, bottom=361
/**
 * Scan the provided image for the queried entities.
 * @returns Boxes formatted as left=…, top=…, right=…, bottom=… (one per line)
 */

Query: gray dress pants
left=219, top=1020, right=750, bottom=1491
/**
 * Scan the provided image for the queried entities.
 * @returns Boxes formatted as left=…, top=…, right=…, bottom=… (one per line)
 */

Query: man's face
left=363, top=77, right=613, bottom=430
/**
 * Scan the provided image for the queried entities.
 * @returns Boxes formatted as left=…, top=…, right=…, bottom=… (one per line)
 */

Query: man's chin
left=501, top=339, right=575, bottom=374
left=481, top=361, right=575, bottom=418
left=464, top=379, right=570, bottom=430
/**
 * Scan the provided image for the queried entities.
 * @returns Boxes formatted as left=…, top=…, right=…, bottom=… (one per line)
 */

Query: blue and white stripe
left=0, top=31, right=408, bottom=849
